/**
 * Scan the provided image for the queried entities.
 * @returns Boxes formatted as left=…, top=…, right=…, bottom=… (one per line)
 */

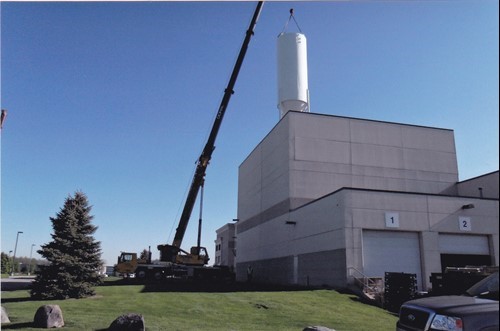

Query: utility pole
left=29, top=244, right=36, bottom=275
left=8, top=251, right=13, bottom=274
left=12, top=231, right=23, bottom=275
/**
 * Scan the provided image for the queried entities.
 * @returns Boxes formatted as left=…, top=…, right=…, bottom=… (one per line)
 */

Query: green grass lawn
left=1, top=280, right=397, bottom=331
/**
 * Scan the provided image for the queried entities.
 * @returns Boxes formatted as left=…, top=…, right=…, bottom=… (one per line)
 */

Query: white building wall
left=288, top=112, right=459, bottom=204
left=457, top=171, right=499, bottom=199
left=343, top=189, right=499, bottom=290
left=215, top=223, right=236, bottom=269
left=235, top=111, right=497, bottom=289
left=236, top=192, right=348, bottom=285
left=238, top=115, right=291, bottom=224
left=238, top=112, right=459, bottom=233
left=236, top=186, right=499, bottom=289
left=238, top=112, right=459, bottom=238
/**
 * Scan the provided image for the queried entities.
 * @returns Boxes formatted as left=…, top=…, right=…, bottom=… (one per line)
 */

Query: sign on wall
left=459, top=216, right=472, bottom=231
left=385, top=212, right=400, bottom=228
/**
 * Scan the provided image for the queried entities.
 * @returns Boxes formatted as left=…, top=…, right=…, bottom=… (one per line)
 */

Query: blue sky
left=1, top=1, right=498, bottom=265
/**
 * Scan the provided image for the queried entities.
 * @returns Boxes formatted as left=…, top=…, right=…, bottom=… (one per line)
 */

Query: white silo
left=277, top=32, right=309, bottom=119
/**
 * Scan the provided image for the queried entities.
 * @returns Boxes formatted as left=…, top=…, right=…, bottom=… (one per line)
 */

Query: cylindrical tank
left=277, top=32, right=309, bottom=119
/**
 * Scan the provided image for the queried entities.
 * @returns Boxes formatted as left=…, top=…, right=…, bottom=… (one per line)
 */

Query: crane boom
left=158, top=1, right=264, bottom=263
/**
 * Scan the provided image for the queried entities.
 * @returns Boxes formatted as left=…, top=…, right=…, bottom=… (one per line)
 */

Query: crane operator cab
left=158, top=244, right=209, bottom=266
left=188, top=246, right=209, bottom=264
left=171, top=245, right=209, bottom=266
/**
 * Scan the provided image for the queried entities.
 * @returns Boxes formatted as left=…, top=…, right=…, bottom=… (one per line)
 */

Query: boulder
left=108, top=313, right=145, bottom=331
left=303, top=326, right=336, bottom=331
left=1, top=306, right=11, bottom=324
left=33, top=305, right=64, bottom=328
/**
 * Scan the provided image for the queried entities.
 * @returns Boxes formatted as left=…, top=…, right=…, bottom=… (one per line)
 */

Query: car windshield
left=465, top=272, right=499, bottom=300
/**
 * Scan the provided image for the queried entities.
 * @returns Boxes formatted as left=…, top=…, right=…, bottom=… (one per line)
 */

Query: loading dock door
left=439, top=234, right=489, bottom=255
left=362, top=230, right=422, bottom=290
left=439, top=234, right=491, bottom=271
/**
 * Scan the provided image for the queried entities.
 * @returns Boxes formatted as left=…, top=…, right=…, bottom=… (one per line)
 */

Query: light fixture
left=462, top=204, right=475, bottom=209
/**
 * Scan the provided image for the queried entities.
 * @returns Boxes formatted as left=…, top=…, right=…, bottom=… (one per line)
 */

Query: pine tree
left=31, top=191, right=103, bottom=299
left=1, top=252, right=12, bottom=274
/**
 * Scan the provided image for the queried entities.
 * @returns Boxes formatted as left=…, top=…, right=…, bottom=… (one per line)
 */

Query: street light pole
left=29, top=244, right=36, bottom=275
left=12, top=231, right=23, bottom=275
left=8, top=250, right=13, bottom=275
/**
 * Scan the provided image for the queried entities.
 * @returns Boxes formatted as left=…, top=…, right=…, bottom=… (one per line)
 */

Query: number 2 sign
left=459, top=216, right=472, bottom=231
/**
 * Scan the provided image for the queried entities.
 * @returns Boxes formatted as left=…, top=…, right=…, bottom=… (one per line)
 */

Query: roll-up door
left=362, top=230, right=422, bottom=290
left=439, top=234, right=491, bottom=271
left=439, top=234, right=489, bottom=255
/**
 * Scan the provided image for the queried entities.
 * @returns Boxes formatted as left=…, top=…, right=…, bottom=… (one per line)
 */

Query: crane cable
left=280, top=8, right=302, bottom=35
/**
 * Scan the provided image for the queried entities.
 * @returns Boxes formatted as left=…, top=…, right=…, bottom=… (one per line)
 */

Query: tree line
left=1, top=252, right=48, bottom=274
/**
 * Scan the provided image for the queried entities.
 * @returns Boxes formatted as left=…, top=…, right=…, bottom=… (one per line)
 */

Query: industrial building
left=214, top=28, right=499, bottom=292
left=214, top=223, right=236, bottom=269
left=227, top=111, right=499, bottom=291
left=213, top=111, right=499, bottom=291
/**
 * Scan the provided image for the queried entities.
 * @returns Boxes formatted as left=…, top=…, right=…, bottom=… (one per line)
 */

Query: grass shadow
left=0, top=322, right=35, bottom=329
left=99, top=278, right=139, bottom=286
left=1, top=297, right=33, bottom=304
left=140, top=279, right=313, bottom=293
left=348, top=294, right=379, bottom=305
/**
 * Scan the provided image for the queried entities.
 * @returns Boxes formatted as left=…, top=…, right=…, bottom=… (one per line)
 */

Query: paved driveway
left=0, top=277, right=34, bottom=291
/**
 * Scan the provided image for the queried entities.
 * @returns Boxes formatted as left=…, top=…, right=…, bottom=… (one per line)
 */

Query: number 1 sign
left=385, top=212, right=400, bottom=228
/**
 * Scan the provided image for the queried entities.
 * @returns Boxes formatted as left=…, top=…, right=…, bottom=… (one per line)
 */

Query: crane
left=158, top=1, right=264, bottom=266
left=115, top=2, right=264, bottom=281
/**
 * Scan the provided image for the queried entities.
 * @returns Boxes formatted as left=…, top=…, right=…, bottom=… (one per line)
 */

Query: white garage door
left=439, top=234, right=489, bottom=254
left=363, top=230, right=422, bottom=289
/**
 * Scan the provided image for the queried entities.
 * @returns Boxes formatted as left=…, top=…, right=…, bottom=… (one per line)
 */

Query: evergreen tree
left=31, top=191, right=103, bottom=299
left=1, top=252, right=12, bottom=274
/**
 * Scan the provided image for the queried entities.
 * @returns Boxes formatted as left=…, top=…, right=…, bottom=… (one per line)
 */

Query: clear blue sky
left=1, top=1, right=498, bottom=265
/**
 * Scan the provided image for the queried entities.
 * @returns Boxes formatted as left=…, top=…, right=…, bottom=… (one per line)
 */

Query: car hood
left=404, top=296, right=499, bottom=315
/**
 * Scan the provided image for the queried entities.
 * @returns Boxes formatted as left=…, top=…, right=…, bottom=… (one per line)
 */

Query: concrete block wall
left=238, top=111, right=459, bottom=236
left=238, top=115, right=291, bottom=225
left=297, top=250, right=347, bottom=287
left=457, top=171, right=499, bottom=199
left=235, top=111, right=497, bottom=289
left=288, top=112, right=459, bottom=203
left=235, top=187, right=349, bottom=285
left=342, top=189, right=499, bottom=290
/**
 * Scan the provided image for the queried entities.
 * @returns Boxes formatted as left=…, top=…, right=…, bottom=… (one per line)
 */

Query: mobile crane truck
left=115, top=1, right=264, bottom=281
